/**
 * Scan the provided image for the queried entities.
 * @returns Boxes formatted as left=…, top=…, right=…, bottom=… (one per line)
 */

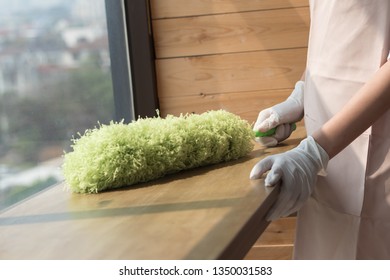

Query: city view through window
left=0, top=0, right=115, bottom=210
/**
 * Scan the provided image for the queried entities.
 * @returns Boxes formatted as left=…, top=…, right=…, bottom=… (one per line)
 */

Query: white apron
left=294, top=0, right=390, bottom=259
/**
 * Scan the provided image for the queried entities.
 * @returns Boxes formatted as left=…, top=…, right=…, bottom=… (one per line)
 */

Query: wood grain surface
left=156, top=48, right=307, bottom=98
left=151, top=0, right=310, bottom=123
left=150, top=0, right=309, bottom=19
left=158, top=88, right=294, bottom=123
left=153, top=7, right=309, bottom=58
left=245, top=217, right=296, bottom=259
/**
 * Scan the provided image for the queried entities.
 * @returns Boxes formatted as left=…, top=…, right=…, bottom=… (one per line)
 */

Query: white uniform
left=294, top=0, right=390, bottom=259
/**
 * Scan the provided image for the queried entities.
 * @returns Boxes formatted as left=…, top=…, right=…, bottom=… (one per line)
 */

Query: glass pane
left=0, top=0, right=114, bottom=210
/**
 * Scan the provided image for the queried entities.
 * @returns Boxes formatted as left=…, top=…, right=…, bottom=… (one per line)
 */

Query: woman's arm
left=313, top=61, right=390, bottom=159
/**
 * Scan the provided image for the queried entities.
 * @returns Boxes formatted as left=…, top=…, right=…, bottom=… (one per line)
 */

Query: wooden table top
left=0, top=128, right=304, bottom=260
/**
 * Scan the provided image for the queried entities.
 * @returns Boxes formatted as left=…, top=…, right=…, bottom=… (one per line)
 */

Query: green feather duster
left=62, top=110, right=254, bottom=193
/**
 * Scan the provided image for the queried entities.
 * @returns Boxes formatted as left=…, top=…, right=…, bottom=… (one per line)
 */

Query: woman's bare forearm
left=312, top=61, right=390, bottom=159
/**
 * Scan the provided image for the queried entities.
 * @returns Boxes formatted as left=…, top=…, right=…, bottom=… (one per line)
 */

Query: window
left=0, top=0, right=158, bottom=211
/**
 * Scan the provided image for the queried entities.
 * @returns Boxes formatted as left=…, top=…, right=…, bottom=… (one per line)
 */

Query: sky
left=0, top=0, right=74, bottom=16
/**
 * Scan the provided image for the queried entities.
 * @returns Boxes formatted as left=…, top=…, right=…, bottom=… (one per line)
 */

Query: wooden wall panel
left=156, top=48, right=307, bottom=97
left=244, top=245, right=294, bottom=260
left=150, top=0, right=309, bottom=19
left=153, top=7, right=309, bottom=58
left=159, top=89, right=291, bottom=124
left=151, top=0, right=310, bottom=120
left=245, top=217, right=296, bottom=260
left=253, top=217, right=296, bottom=246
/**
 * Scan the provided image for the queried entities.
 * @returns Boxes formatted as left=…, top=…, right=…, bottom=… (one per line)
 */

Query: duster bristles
left=62, top=110, right=254, bottom=193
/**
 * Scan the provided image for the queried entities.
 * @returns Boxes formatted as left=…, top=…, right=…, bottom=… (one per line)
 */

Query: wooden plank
left=155, top=48, right=307, bottom=98
left=244, top=245, right=294, bottom=260
left=159, top=89, right=292, bottom=123
left=150, top=0, right=309, bottom=19
left=254, top=217, right=296, bottom=246
left=153, top=7, right=309, bottom=58
left=245, top=217, right=296, bottom=260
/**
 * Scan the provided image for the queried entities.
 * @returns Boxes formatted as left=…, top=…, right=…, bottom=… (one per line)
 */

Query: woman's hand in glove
left=254, top=80, right=304, bottom=147
left=249, top=136, right=329, bottom=221
left=257, top=123, right=297, bottom=147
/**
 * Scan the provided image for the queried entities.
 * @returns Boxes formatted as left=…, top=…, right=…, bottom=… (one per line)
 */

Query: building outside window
left=0, top=0, right=115, bottom=210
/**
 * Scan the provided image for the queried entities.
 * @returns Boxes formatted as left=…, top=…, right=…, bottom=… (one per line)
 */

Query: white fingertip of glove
left=249, top=136, right=329, bottom=221
left=253, top=108, right=280, bottom=132
left=249, top=155, right=274, bottom=180
left=255, top=123, right=296, bottom=148
left=255, top=136, right=278, bottom=147
left=263, top=162, right=283, bottom=187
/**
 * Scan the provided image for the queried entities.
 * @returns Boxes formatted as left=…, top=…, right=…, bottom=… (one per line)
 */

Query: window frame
left=105, top=0, right=159, bottom=123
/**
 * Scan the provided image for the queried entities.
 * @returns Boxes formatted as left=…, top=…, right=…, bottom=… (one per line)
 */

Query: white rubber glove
left=254, top=80, right=304, bottom=147
left=249, top=136, right=329, bottom=221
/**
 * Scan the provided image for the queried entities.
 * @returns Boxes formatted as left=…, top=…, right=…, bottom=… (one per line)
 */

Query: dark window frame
left=105, top=0, right=159, bottom=123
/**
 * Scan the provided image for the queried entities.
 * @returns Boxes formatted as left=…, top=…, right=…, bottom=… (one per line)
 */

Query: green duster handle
left=255, top=123, right=297, bottom=137
left=62, top=110, right=254, bottom=194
